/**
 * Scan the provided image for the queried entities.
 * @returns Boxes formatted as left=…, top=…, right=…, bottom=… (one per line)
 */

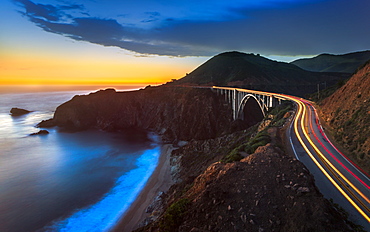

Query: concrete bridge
left=212, top=86, right=286, bottom=120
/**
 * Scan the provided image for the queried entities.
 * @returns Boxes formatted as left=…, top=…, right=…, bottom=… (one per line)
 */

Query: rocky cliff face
left=39, top=86, right=246, bottom=142
left=320, top=60, right=370, bottom=173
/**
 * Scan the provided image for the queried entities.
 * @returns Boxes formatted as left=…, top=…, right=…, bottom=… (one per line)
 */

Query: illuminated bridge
left=212, top=86, right=286, bottom=120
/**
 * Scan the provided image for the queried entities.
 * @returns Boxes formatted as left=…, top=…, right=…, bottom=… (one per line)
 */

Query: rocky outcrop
left=38, top=86, right=248, bottom=142
left=10, top=108, right=31, bottom=116
left=137, top=140, right=354, bottom=232
left=177, top=144, right=351, bottom=232
left=30, top=130, right=49, bottom=136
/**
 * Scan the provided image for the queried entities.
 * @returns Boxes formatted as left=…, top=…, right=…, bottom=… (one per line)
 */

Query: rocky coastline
left=39, top=86, right=358, bottom=231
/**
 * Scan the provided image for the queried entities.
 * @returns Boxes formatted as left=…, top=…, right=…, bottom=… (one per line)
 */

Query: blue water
left=0, top=89, right=160, bottom=232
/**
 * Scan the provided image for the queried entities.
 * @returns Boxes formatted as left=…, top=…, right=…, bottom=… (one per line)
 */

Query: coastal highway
left=212, top=86, right=370, bottom=228
left=282, top=94, right=370, bottom=229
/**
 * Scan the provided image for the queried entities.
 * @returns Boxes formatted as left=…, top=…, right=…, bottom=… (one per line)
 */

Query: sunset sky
left=1, top=0, right=369, bottom=91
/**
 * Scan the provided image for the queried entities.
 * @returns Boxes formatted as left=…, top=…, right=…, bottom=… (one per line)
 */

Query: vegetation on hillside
left=220, top=101, right=293, bottom=164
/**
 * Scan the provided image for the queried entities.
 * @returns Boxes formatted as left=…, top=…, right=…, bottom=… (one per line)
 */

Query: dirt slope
left=320, top=60, right=370, bottom=173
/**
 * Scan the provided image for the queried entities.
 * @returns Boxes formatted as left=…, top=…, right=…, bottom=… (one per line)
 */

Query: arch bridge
left=212, top=86, right=286, bottom=120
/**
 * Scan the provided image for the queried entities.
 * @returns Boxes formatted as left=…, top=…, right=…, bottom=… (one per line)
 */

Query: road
left=212, top=86, right=370, bottom=228
left=283, top=94, right=370, bottom=230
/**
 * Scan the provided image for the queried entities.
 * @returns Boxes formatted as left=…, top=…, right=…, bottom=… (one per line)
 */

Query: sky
left=1, top=0, right=369, bottom=91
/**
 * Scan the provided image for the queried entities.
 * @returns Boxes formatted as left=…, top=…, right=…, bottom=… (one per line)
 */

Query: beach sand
left=112, top=144, right=174, bottom=232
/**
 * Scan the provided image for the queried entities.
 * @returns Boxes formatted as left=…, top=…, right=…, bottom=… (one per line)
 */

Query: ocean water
left=0, top=89, right=160, bottom=232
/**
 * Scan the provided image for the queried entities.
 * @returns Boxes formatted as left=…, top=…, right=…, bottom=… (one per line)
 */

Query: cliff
left=320, top=60, right=370, bottom=173
left=39, top=86, right=248, bottom=142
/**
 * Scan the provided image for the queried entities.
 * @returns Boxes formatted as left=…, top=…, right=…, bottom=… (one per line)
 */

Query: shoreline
left=112, top=144, right=174, bottom=232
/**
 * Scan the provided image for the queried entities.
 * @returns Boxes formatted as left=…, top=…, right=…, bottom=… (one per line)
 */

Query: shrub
left=221, top=148, right=243, bottom=163
left=160, top=198, right=190, bottom=231
left=244, top=130, right=271, bottom=154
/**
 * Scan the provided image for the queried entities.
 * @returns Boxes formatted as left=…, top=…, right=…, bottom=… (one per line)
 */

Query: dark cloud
left=13, top=0, right=84, bottom=21
left=25, top=12, right=210, bottom=56
left=12, top=0, right=370, bottom=57
left=151, top=0, right=370, bottom=56
left=13, top=0, right=212, bottom=56
left=14, top=0, right=62, bottom=21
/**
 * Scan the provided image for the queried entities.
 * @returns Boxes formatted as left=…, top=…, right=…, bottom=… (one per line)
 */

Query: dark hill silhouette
left=291, top=50, right=370, bottom=73
left=173, top=51, right=349, bottom=96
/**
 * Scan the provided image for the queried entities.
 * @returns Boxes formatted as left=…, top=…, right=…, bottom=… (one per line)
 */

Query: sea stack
left=10, top=108, right=31, bottom=116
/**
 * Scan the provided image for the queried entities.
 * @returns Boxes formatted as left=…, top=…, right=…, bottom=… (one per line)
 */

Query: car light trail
left=306, top=101, right=370, bottom=181
left=304, top=102, right=370, bottom=190
left=287, top=96, right=370, bottom=222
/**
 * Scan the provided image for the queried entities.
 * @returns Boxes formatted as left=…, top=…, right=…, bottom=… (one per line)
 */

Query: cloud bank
left=12, top=0, right=370, bottom=57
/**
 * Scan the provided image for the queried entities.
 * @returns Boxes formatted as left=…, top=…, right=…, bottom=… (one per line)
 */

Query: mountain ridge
left=172, top=51, right=349, bottom=96
left=291, top=50, right=370, bottom=73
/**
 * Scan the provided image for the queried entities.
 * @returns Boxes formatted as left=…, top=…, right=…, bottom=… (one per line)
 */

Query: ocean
left=0, top=89, right=160, bottom=232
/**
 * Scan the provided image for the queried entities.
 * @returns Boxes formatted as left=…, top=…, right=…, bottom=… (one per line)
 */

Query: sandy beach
left=112, top=144, right=174, bottom=232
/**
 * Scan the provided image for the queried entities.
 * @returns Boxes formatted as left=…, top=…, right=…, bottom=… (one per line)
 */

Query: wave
left=43, top=147, right=160, bottom=232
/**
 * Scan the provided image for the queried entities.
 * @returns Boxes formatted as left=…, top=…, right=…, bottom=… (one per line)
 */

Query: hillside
left=291, top=50, right=370, bottom=73
left=173, top=51, right=348, bottom=96
left=320, top=60, right=370, bottom=173
left=134, top=107, right=356, bottom=232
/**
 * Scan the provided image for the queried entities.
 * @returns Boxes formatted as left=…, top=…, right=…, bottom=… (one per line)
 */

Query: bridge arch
left=212, top=86, right=284, bottom=120
left=236, top=94, right=265, bottom=124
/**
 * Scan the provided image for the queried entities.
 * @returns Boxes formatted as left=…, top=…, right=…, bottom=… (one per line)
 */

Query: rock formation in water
left=10, top=107, right=31, bottom=116
left=30, top=130, right=49, bottom=136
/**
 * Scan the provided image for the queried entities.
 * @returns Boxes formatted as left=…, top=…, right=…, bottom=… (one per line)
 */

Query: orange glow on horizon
left=0, top=47, right=196, bottom=88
